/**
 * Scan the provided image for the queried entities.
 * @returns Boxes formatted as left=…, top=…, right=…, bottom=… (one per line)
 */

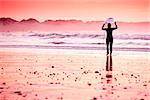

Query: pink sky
left=0, top=0, right=149, bottom=22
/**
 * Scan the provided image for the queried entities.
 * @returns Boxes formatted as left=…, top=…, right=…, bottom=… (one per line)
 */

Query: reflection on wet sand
left=106, top=55, right=112, bottom=71
left=106, top=55, right=113, bottom=84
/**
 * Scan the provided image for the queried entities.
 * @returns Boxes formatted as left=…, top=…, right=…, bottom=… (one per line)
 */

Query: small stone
left=14, top=91, right=21, bottom=94
left=34, top=71, right=37, bottom=74
left=2, top=82, right=6, bottom=85
left=102, top=87, right=106, bottom=90
left=143, top=84, right=147, bottom=86
left=88, top=83, right=92, bottom=86
left=60, top=97, right=63, bottom=100
left=18, top=93, right=22, bottom=95
left=95, top=71, right=99, bottom=73
left=140, top=99, right=144, bottom=100
left=51, top=66, right=54, bottom=68
left=49, top=82, right=53, bottom=84
left=0, top=87, right=4, bottom=89
left=144, top=94, right=147, bottom=96
left=93, top=97, right=97, bottom=100
left=22, top=94, right=27, bottom=97
left=123, top=87, right=127, bottom=89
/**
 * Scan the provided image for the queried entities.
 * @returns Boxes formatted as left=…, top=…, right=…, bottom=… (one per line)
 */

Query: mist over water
left=0, top=32, right=150, bottom=52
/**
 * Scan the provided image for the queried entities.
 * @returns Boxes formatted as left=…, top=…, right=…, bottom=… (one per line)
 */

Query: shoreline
left=0, top=44, right=149, bottom=52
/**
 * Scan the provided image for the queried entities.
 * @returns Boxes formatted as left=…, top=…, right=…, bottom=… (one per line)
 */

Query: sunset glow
left=0, top=0, right=149, bottom=22
left=0, top=1, right=150, bottom=100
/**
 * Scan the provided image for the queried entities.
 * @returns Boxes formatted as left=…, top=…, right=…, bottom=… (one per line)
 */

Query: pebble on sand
left=94, top=71, right=99, bottom=73
left=93, top=97, right=97, bottom=100
left=140, top=99, right=144, bottom=100
left=2, top=82, right=6, bottom=85
left=51, top=66, right=55, bottom=68
left=143, top=84, right=147, bottom=87
left=88, top=83, right=92, bottom=86
left=123, top=87, right=127, bottom=89
left=0, top=87, right=4, bottom=89
left=14, top=91, right=22, bottom=95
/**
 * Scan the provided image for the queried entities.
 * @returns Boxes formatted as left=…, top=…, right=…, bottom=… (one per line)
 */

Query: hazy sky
left=0, top=0, right=149, bottom=22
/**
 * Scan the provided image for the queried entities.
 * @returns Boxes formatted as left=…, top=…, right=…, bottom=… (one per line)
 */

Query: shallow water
left=0, top=32, right=150, bottom=52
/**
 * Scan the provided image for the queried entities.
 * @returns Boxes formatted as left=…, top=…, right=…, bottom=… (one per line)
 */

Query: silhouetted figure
left=102, top=22, right=118, bottom=55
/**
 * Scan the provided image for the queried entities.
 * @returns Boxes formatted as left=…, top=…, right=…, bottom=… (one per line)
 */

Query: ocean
left=0, top=32, right=149, bottom=52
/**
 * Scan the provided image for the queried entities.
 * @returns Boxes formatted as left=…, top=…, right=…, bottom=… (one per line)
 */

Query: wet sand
left=0, top=48, right=150, bottom=100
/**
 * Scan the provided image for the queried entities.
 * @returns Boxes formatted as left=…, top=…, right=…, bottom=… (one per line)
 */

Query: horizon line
left=0, top=17, right=150, bottom=23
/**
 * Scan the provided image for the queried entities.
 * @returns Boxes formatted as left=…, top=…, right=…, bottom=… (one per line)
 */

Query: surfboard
left=105, top=18, right=114, bottom=24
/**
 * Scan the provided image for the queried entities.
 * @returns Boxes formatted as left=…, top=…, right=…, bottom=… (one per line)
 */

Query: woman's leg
left=106, top=39, right=109, bottom=54
left=106, top=42, right=110, bottom=54
left=110, top=42, right=113, bottom=54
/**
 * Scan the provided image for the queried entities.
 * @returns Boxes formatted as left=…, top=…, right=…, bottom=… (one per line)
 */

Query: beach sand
left=0, top=48, right=150, bottom=100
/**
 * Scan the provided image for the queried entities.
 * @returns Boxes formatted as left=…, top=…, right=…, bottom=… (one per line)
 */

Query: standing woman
left=102, top=22, right=118, bottom=55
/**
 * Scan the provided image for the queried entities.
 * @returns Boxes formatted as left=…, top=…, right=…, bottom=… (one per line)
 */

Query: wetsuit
left=102, top=23, right=117, bottom=54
